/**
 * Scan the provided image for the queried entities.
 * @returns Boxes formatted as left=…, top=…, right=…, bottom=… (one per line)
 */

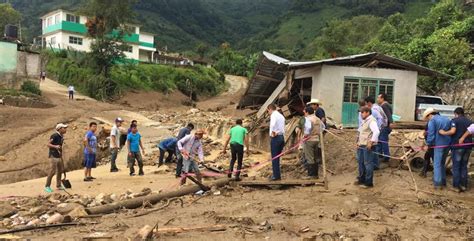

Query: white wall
left=123, top=44, right=139, bottom=60
left=60, top=32, right=92, bottom=52
left=139, top=33, right=154, bottom=44
left=311, top=65, right=418, bottom=123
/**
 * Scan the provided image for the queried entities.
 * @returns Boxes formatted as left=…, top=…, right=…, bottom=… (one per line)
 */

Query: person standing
left=177, top=129, right=205, bottom=185
left=268, top=104, right=285, bottom=181
left=83, top=122, right=98, bottom=182
left=175, top=123, right=194, bottom=177
left=110, top=117, right=124, bottom=172
left=420, top=123, right=434, bottom=178
left=365, top=96, right=387, bottom=169
left=128, top=120, right=138, bottom=134
left=424, top=108, right=451, bottom=189
left=356, top=107, right=380, bottom=188
left=377, top=93, right=393, bottom=163
left=222, top=119, right=249, bottom=180
left=439, top=107, right=472, bottom=192
left=307, top=99, right=326, bottom=127
left=40, top=70, right=46, bottom=82
left=45, top=123, right=68, bottom=193
left=302, top=107, right=323, bottom=179
left=68, top=85, right=75, bottom=100
left=127, top=124, right=145, bottom=176
left=157, top=137, right=178, bottom=167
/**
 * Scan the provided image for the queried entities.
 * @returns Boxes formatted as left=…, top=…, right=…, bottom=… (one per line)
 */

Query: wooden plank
left=236, top=179, right=324, bottom=187
left=255, top=74, right=281, bottom=83
left=256, top=76, right=287, bottom=118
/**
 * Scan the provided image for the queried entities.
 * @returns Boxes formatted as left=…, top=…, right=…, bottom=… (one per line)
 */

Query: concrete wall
left=0, top=41, right=41, bottom=89
left=296, top=64, right=418, bottom=123
left=17, top=51, right=41, bottom=78
left=315, top=65, right=418, bottom=123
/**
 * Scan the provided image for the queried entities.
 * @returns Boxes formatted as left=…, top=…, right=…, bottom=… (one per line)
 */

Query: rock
left=29, top=206, right=47, bottom=216
left=0, top=156, right=6, bottom=162
left=136, top=225, right=154, bottom=240
left=0, top=203, right=18, bottom=218
left=187, top=108, right=200, bottom=114
left=95, top=193, right=106, bottom=204
left=68, top=206, right=88, bottom=218
left=26, top=218, right=41, bottom=226
left=56, top=203, right=83, bottom=215
left=46, top=213, right=64, bottom=224
left=110, top=194, right=118, bottom=202
left=48, top=193, right=62, bottom=203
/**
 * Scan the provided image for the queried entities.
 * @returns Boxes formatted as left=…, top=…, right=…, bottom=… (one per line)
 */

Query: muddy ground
left=0, top=76, right=473, bottom=240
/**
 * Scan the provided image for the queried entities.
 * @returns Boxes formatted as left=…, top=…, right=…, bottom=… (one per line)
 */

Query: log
left=156, top=225, right=227, bottom=234
left=187, top=176, right=210, bottom=191
left=236, top=179, right=323, bottom=187
left=86, top=178, right=231, bottom=215
left=0, top=222, right=91, bottom=235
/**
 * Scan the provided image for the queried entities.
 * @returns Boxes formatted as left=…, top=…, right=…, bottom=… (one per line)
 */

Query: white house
left=239, top=52, right=453, bottom=127
left=40, top=9, right=156, bottom=62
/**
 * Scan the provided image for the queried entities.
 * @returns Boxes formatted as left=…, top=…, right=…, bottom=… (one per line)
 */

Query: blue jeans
left=433, top=148, right=448, bottom=186
left=452, top=148, right=471, bottom=188
left=373, top=143, right=381, bottom=169
left=357, top=146, right=374, bottom=186
left=110, top=148, right=119, bottom=171
left=270, top=135, right=284, bottom=180
left=379, top=127, right=391, bottom=161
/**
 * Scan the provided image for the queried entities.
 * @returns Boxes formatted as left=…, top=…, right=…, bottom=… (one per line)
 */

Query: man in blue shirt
left=423, top=108, right=451, bottom=189
left=127, top=124, right=145, bottom=176
left=175, top=123, right=194, bottom=177
left=439, top=107, right=472, bottom=192
left=157, top=137, right=178, bottom=167
left=83, top=122, right=98, bottom=182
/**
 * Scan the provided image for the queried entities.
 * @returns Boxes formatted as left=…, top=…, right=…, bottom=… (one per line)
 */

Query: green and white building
left=40, top=9, right=156, bottom=62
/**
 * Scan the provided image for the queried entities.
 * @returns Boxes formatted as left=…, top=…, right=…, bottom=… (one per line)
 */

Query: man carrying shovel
left=177, top=129, right=205, bottom=185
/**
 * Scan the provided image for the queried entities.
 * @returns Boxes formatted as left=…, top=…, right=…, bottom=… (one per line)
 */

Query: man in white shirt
left=110, top=117, right=124, bottom=172
left=267, top=104, right=285, bottom=181
left=356, top=106, right=380, bottom=188
left=68, top=85, right=75, bottom=100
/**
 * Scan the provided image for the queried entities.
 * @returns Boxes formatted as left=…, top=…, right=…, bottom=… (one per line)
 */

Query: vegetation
left=0, top=3, right=21, bottom=29
left=45, top=50, right=226, bottom=100
left=20, top=80, right=42, bottom=96
left=213, top=43, right=259, bottom=78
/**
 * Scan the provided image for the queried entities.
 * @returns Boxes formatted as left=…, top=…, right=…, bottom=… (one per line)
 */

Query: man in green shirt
left=223, top=119, right=250, bottom=180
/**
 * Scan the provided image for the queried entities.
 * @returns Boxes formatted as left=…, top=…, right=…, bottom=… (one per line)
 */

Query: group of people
left=44, top=95, right=473, bottom=193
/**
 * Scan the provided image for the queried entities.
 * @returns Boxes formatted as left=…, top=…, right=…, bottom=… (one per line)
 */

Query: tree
left=196, top=43, right=209, bottom=59
left=79, top=0, right=136, bottom=99
left=0, top=3, right=21, bottom=30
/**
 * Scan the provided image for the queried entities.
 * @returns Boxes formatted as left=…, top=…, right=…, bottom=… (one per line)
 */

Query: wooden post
left=320, top=133, right=328, bottom=190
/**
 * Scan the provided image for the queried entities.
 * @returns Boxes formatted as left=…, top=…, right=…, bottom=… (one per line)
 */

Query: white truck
left=415, top=95, right=462, bottom=121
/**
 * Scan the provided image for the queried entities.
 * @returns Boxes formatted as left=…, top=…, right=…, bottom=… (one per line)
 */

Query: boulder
left=68, top=206, right=88, bottom=218
left=29, top=206, right=48, bottom=216
left=46, top=213, right=64, bottom=224
left=56, top=203, right=83, bottom=215
left=26, top=218, right=41, bottom=226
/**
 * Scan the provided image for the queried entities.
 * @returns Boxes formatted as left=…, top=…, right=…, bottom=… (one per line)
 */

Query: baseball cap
left=115, top=117, right=124, bottom=122
left=55, top=123, right=68, bottom=130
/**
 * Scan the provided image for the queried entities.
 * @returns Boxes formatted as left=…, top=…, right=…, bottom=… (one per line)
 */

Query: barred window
left=69, top=36, right=83, bottom=45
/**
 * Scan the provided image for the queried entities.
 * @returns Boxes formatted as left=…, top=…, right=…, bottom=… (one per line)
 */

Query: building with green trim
left=40, top=9, right=156, bottom=62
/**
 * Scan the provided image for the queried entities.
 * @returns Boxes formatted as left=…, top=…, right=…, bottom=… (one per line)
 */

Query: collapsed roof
left=239, top=51, right=453, bottom=109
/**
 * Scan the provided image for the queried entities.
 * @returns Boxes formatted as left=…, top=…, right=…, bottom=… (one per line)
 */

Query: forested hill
left=7, top=0, right=435, bottom=53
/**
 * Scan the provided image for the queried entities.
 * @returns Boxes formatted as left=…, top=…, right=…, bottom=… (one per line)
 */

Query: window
left=379, top=80, right=394, bottom=103
left=124, top=45, right=133, bottom=53
left=343, top=79, right=359, bottom=103
left=54, top=14, right=60, bottom=24
left=66, top=14, right=80, bottom=23
left=50, top=36, right=56, bottom=45
left=69, top=36, right=83, bottom=45
left=47, top=17, right=52, bottom=27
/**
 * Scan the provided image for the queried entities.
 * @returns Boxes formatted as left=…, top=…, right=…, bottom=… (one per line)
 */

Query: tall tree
left=0, top=3, right=21, bottom=30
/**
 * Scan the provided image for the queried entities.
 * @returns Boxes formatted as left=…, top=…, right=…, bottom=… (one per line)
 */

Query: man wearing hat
left=307, top=99, right=326, bottom=126
left=45, top=123, right=68, bottom=193
left=177, top=129, right=205, bottom=185
left=423, top=107, right=451, bottom=189
left=110, top=117, right=125, bottom=172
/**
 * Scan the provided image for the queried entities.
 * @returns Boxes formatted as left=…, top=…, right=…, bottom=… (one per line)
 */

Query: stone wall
left=437, top=79, right=474, bottom=116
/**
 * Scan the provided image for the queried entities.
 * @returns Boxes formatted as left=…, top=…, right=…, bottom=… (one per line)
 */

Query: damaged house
left=239, top=52, right=452, bottom=127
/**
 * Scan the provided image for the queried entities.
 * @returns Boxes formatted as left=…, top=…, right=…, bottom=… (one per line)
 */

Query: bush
left=20, top=80, right=41, bottom=95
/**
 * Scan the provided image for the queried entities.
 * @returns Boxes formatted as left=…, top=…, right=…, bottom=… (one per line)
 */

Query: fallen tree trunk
left=156, top=225, right=227, bottom=234
left=237, top=179, right=323, bottom=187
left=86, top=178, right=231, bottom=215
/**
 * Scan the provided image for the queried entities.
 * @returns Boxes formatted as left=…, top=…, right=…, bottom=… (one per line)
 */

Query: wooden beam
left=255, top=74, right=281, bottom=83
left=256, top=76, right=287, bottom=118
left=236, top=179, right=324, bottom=187
left=247, top=93, right=270, bottom=98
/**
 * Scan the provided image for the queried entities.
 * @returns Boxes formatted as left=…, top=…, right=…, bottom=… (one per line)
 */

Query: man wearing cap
left=307, top=99, right=326, bottom=126
left=45, top=123, right=68, bottom=193
left=303, top=107, right=323, bottom=179
left=439, top=107, right=472, bottom=192
left=268, top=104, right=285, bottom=181
left=110, top=117, right=124, bottom=172
left=177, top=129, right=205, bottom=185
left=423, top=107, right=451, bottom=189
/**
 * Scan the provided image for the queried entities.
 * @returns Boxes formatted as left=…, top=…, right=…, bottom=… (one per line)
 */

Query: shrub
left=20, top=80, right=41, bottom=95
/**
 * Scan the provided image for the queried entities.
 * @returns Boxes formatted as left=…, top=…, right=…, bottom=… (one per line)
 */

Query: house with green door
left=239, top=52, right=452, bottom=127
left=40, top=9, right=156, bottom=62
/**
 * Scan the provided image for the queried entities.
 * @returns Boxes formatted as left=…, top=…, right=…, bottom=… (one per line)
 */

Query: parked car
left=415, top=95, right=461, bottom=120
